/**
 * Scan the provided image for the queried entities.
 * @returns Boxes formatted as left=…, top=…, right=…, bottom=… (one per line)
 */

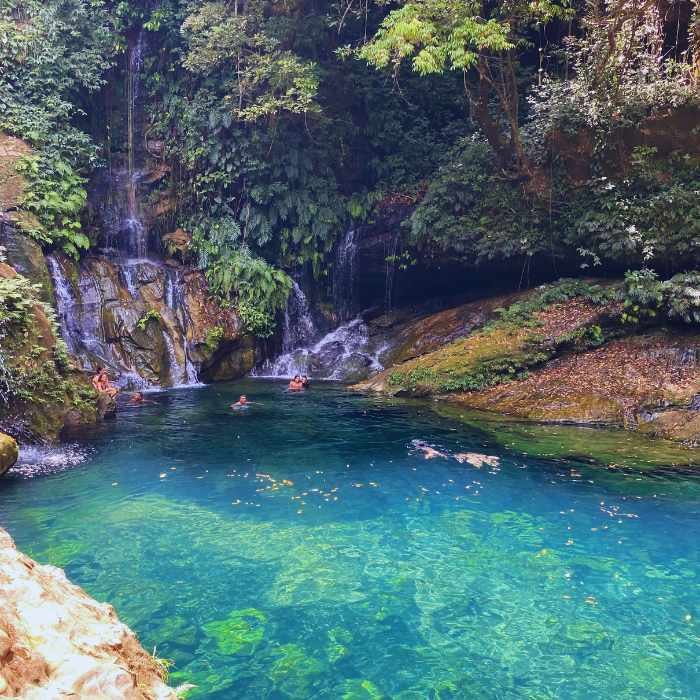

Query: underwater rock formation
left=0, top=527, right=177, bottom=698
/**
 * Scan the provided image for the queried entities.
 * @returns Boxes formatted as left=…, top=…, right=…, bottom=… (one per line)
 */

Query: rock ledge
left=0, top=528, right=177, bottom=699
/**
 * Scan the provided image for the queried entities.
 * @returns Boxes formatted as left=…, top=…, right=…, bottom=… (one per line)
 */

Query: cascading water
left=45, top=28, right=200, bottom=389
left=122, top=29, right=148, bottom=259
left=333, top=228, right=358, bottom=322
left=254, top=233, right=387, bottom=381
left=47, top=255, right=81, bottom=355
left=255, top=317, right=386, bottom=381
left=281, top=282, right=316, bottom=353
left=163, top=267, right=200, bottom=387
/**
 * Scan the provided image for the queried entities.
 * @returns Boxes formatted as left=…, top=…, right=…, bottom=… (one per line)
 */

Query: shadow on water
left=1, top=380, right=699, bottom=698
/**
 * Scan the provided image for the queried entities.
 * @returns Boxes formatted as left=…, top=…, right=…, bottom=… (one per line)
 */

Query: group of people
left=92, top=368, right=151, bottom=405
left=93, top=365, right=313, bottom=413
left=288, top=375, right=310, bottom=391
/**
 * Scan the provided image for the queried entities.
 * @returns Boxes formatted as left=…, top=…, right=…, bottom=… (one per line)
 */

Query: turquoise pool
left=1, top=380, right=699, bottom=698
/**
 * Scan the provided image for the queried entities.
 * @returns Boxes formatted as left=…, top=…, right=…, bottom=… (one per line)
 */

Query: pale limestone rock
left=0, top=528, right=177, bottom=699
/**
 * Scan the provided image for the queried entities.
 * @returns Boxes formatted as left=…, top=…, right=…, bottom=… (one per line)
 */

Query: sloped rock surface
left=0, top=528, right=177, bottom=699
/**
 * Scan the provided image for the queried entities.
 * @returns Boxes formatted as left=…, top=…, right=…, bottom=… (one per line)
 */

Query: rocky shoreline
left=355, top=284, right=700, bottom=448
left=0, top=527, right=179, bottom=699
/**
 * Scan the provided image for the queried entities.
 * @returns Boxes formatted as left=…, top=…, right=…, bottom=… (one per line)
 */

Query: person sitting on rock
left=288, top=376, right=304, bottom=391
left=92, top=367, right=119, bottom=399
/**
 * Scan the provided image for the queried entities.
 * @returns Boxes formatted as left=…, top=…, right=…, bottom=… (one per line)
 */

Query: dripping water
left=333, top=228, right=358, bottom=322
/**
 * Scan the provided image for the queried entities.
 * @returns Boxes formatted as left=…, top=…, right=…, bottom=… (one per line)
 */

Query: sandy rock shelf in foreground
left=0, top=528, right=177, bottom=699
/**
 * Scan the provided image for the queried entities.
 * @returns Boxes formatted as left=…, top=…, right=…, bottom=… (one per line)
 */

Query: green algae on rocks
left=433, top=404, right=700, bottom=471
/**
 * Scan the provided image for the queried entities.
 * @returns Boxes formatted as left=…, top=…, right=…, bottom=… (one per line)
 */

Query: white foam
left=11, top=444, right=91, bottom=479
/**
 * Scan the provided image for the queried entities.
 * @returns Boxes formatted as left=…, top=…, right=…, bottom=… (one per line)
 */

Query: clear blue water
left=2, top=380, right=700, bottom=699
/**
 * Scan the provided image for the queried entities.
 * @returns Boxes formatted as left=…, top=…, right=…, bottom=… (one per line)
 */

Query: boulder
left=0, top=433, right=18, bottom=477
left=0, top=527, right=177, bottom=698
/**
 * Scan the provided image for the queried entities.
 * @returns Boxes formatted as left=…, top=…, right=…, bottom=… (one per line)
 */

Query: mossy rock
left=202, top=608, right=267, bottom=656
left=638, top=409, right=700, bottom=445
left=0, top=227, right=54, bottom=303
left=0, top=433, right=18, bottom=476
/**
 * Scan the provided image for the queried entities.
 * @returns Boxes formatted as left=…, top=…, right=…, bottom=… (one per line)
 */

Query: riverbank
left=355, top=280, right=700, bottom=448
left=0, top=527, right=177, bottom=698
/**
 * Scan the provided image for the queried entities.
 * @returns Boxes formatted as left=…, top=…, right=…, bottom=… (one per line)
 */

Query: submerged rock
left=0, top=527, right=177, bottom=698
left=0, top=433, right=18, bottom=476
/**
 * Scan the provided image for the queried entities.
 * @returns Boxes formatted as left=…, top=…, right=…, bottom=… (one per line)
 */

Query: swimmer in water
left=231, top=395, right=250, bottom=410
left=288, top=375, right=304, bottom=391
left=231, top=394, right=262, bottom=411
left=411, top=439, right=447, bottom=460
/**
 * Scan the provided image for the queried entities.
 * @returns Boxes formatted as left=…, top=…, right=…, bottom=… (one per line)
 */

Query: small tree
left=359, top=0, right=574, bottom=194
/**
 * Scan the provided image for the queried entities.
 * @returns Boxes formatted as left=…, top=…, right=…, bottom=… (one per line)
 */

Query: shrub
left=621, top=269, right=700, bottom=324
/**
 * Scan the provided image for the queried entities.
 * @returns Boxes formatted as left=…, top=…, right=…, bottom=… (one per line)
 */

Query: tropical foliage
left=1, top=0, right=699, bottom=332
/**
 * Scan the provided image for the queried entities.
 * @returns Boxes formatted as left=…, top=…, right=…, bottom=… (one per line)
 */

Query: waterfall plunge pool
left=1, top=380, right=699, bottom=698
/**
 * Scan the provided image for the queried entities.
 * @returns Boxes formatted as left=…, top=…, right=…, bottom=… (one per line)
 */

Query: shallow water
left=2, top=380, right=700, bottom=699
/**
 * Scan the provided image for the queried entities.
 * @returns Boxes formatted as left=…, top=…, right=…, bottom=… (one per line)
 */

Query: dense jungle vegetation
left=0, top=0, right=699, bottom=331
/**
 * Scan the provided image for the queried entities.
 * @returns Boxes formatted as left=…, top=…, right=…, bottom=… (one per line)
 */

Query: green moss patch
left=387, top=280, right=617, bottom=395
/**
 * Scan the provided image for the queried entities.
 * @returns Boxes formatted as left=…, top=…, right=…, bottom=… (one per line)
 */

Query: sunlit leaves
left=181, top=0, right=319, bottom=122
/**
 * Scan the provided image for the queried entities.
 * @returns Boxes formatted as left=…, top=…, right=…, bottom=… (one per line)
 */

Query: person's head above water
left=293, top=375, right=301, bottom=382
left=132, top=391, right=143, bottom=400
left=239, top=395, right=247, bottom=404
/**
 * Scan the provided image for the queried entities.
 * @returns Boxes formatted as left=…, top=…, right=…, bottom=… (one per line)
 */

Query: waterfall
left=162, top=330, right=187, bottom=386
left=254, top=317, right=386, bottom=381
left=164, top=267, right=200, bottom=386
left=333, top=228, right=358, bottom=322
left=281, top=282, right=316, bottom=353
left=253, top=233, right=390, bottom=381
left=43, top=28, right=200, bottom=390
left=123, top=29, right=147, bottom=259
left=47, top=256, right=81, bottom=355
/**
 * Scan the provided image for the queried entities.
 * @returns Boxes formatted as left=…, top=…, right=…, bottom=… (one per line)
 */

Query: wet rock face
left=0, top=528, right=176, bottom=699
left=49, top=254, right=256, bottom=389
left=0, top=259, right=102, bottom=442
left=0, top=433, right=18, bottom=477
